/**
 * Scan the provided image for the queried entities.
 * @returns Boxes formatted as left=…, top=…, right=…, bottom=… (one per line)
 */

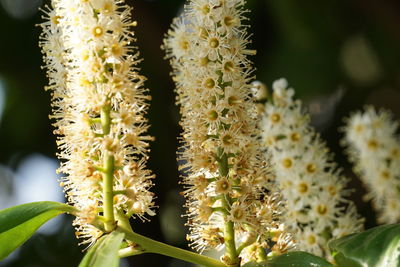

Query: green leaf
left=242, top=262, right=267, bottom=267
left=243, top=251, right=333, bottom=267
left=329, top=224, right=400, bottom=267
left=0, top=201, right=75, bottom=260
left=79, top=231, right=124, bottom=267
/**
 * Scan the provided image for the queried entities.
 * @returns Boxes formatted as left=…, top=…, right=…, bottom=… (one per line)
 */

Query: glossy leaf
left=329, top=224, right=400, bottom=267
left=242, top=251, right=333, bottom=267
left=242, top=262, right=266, bottom=267
left=242, top=261, right=269, bottom=267
left=0, top=201, right=75, bottom=260
left=78, top=231, right=124, bottom=267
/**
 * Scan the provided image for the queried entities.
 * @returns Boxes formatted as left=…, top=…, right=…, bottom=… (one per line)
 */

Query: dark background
left=0, top=0, right=400, bottom=266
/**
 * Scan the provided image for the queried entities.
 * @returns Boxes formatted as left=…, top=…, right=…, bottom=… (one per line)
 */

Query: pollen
left=231, top=206, right=245, bottom=221
left=111, top=43, right=122, bottom=57
left=81, top=50, right=90, bottom=61
left=198, top=27, right=208, bottom=39
left=222, top=134, right=233, bottom=146
left=204, top=78, right=216, bottom=89
left=307, top=234, right=316, bottom=245
left=282, top=158, right=292, bottom=168
left=290, top=132, right=300, bottom=142
left=380, top=171, right=390, bottom=180
left=298, top=182, right=308, bottom=194
left=270, top=113, right=281, bottom=123
left=306, top=163, right=316, bottom=173
left=209, top=37, right=220, bottom=48
left=201, top=4, right=210, bottom=15
left=102, top=2, right=113, bottom=13
left=200, top=56, right=209, bottom=66
left=223, top=16, right=235, bottom=27
left=355, top=124, right=363, bottom=133
left=51, top=15, right=61, bottom=25
left=126, top=133, right=139, bottom=146
left=215, top=178, right=231, bottom=194
left=228, top=96, right=238, bottom=106
left=367, top=139, right=378, bottom=150
left=224, top=61, right=234, bottom=72
left=327, top=185, right=337, bottom=196
left=180, top=40, right=189, bottom=50
left=316, top=204, right=328, bottom=215
left=207, top=110, right=218, bottom=121
left=93, top=26, right=104, bottom=37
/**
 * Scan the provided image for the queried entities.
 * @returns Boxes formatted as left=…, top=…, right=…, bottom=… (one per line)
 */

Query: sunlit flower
left=164, top=0, right=291, bottom=264
left=39, top=0, right=154, bottom=246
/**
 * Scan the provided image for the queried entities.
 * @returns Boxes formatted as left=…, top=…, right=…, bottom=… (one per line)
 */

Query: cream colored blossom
left=164, top=1, right=291, bottom=264
left=260, top=78, right=364, bottom=259
left=343, top=106, right=400, bottom=223
left=39, top=0, right=154, bottom=246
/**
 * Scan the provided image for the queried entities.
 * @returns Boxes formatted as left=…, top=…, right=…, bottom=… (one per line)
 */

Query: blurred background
left=0, top=0, right=399, bottom=266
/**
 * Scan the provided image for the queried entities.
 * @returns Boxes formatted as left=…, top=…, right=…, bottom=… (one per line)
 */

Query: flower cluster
left=260, top=79, right=364, bottom=258
left=343, top=107, right=400, bottom=223
left=164, top=0, right=292, bottom=264
left=39, top=0, right=154, bottom=246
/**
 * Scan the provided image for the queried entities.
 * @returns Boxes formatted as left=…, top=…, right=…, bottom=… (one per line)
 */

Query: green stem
left=119, top=227, right=226, bottom=267
left=218, top=151, right=229, bottom=177
left=218, top=151, right=239, bottom=266
left=221, top=197, right=239, bottom=266
left=101, top=104, right=115, bottom=232
left=113, top=190, right=127, bottom=196
left=236, top=226, right=256, bottom=255
left=115, top=209, right=134, bottom=234
left=257, top=246, right=267, bottom=261
left=236, top=243, right=247, bottom=255
left=103, top=152, right=115, bottom=232
left=236, top=238, right=255, bottom=256
left=101, top=105, right=111, bottom=135
left=118, top=246, right=145, bottom=257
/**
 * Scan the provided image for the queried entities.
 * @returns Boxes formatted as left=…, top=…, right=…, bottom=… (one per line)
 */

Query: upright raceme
left=343, top=107, right=400, bottom=224
left=39, top=0, right=154, bottom=246
left=164, top=1, right=292, bottom=265
left=260, top=79, right=364, bottom=258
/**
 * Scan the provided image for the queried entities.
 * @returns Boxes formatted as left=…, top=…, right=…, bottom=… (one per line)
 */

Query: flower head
left=343, top=106, right=400, bottom=223
left=39, top=0, right=154, bottom=246
left=164, top=1, right=290, bottom=264
left=260, top=79, right=364, bottom=259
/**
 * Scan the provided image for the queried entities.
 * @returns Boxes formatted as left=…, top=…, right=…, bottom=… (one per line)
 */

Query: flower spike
left=39, top=0, right=155, bottom=246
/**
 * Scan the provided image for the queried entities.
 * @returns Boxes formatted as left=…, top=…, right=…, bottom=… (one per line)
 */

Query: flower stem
left=118, top=246, right=145, bottom=257
left=118, top=227, right=226, bottom=267
left=218, top=151, right=239, bottom=266
left=114, top=201, right=224, bottom=267
left=101, top=104, right=116, bottom=232
left=258, top=246, right=267, bottom=261
left=222, top=198, right=239, bottom=266
left=101, top=105, right=111, bottom=135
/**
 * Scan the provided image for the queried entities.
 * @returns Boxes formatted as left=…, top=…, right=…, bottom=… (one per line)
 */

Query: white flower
left=261, top=79, right=364, bottom=258
left=40, top=0, right=154, bottom=246
left=164, top=0, right=289, bottom=264
left=343, top=106, right=400, bottom=223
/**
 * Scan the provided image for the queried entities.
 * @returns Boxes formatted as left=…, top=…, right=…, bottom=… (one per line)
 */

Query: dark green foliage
left=329, top=224, right=400, bottom=267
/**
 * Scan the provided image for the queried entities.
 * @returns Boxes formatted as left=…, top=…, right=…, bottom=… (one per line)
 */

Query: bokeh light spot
left=1, top=0, right=42, bottom=20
